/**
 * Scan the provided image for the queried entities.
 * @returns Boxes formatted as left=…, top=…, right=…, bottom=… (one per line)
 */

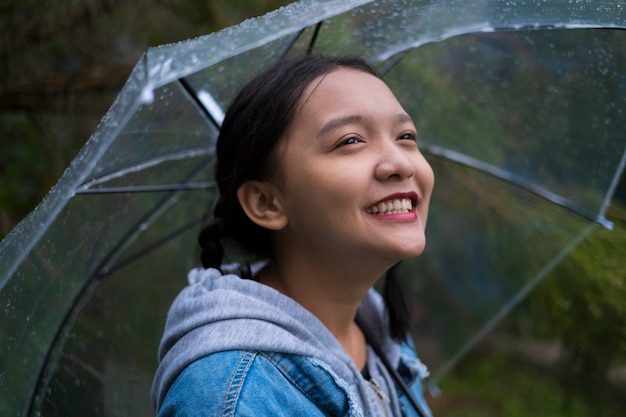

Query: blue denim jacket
left=158, top=346, right=432, bottom=416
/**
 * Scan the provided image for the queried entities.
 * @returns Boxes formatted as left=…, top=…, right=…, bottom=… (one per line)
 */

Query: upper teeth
left=366, top=198, right=413, bottom=215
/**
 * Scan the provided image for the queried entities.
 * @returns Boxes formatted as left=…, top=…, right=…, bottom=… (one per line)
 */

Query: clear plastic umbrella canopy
left=1, top=0, right=625, bottom=415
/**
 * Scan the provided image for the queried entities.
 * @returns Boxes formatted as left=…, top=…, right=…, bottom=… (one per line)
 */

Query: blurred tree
left=520, top=203, right=626, bottom=411
left=0, top=0, right=294, bottom=239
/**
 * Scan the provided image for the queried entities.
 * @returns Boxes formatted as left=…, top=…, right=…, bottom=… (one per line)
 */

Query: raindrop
left=141, top=85, right=155, bottom=105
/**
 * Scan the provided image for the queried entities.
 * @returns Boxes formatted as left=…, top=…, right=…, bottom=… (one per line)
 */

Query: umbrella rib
left=178, top=77, right=223, bottom=130
left=307, top=21, right=323, bottom=55
left=77, top=148, right=211, bottom=190
left=27, top=276, right=102, bottom=416
left=379, top=51, right=409, bottom=77
left=279, top=28, right=307, bottom=60
left=75, top=182, right=217, bottom=194
left=423, top=143, right=613, bottom=229
left=599, top=146, right=626, bottom=222
left=98, top=212, right=211, bottom=278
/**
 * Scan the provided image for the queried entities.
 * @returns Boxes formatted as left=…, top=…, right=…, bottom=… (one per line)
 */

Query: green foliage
left=520, top=204, right=626, bottom=407
left=430, top=350, right=624, bottom=417
left=0, top=112, right=101, bottom=238
left=0, top=114, right=60, bottom=236
left=0, top=116, right=46, bottom=214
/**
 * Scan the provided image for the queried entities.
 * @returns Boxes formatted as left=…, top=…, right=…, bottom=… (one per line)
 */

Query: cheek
left=284, top=170, right=360, bottom=222
left=417, top=157, right=435, bottom=192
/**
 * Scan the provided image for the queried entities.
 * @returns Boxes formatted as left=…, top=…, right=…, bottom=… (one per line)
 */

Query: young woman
left=152, top=55, right=435, bottom=416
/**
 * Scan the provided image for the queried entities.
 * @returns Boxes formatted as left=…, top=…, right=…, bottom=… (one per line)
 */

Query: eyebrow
left=317, top=115, right=363, bottom=138
left=317, top=113, right=414, bottom=138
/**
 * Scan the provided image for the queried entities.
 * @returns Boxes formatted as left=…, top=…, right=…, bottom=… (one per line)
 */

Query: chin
left=389, top=241, right=427, bottom=262
left=402, top=246, right=426, bottom=260
left=401, top=233, right=427, bottom=256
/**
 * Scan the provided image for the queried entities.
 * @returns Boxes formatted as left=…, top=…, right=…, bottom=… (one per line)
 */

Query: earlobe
left=237, top=181, right=288, bottom=231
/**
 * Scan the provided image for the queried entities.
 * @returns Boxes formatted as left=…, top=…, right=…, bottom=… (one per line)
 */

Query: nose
left=374, top=142, right=416, bottom=181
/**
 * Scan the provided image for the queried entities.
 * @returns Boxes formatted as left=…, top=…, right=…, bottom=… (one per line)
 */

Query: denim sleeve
left=158, top=351, right=327, bottom=417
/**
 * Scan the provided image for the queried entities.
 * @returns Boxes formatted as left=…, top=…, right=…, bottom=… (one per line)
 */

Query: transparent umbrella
left=1, top=0, right=625, bottom=416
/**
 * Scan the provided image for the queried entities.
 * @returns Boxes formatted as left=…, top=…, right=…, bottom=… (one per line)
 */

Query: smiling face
left=263, top=68, right=434, bottom=272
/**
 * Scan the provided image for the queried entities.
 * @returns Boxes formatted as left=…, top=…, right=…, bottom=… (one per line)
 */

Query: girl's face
left=271, top=68, right=434, bottom=269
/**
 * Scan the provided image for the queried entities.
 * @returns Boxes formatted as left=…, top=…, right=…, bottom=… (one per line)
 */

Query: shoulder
left=158, top=351, right=340, bottom=417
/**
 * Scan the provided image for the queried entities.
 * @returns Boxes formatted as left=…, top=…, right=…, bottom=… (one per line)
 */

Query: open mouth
left=365, top=197, right=414, bottom=215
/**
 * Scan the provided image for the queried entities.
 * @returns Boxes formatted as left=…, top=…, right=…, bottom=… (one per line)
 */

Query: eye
left=398, top=132, right=417, bottom=142
left=335, top=136, right=362, bottom=148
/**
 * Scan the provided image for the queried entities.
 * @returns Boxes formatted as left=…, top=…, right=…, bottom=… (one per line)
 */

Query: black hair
left=198, top=55, right=411, bottom=340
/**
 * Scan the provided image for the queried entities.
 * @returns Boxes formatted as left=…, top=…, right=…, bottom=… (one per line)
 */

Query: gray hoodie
left=151, top=264, right=428, bottom=416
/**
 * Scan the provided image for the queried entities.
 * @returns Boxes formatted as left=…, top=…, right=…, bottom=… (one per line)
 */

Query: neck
left=258, top=255, right=389, bottom=369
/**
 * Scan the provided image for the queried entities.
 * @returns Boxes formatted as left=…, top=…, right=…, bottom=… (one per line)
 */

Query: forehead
left=304, top=68, right=388, bottom=101
left=297, top=68, right=403, bottom=118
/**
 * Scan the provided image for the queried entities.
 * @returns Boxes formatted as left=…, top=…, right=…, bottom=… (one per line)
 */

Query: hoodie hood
left=151, top=264, right=400, bottom=413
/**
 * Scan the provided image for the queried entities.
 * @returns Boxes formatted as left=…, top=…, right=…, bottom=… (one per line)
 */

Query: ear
left=237, top=181, right=288, bottom=231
